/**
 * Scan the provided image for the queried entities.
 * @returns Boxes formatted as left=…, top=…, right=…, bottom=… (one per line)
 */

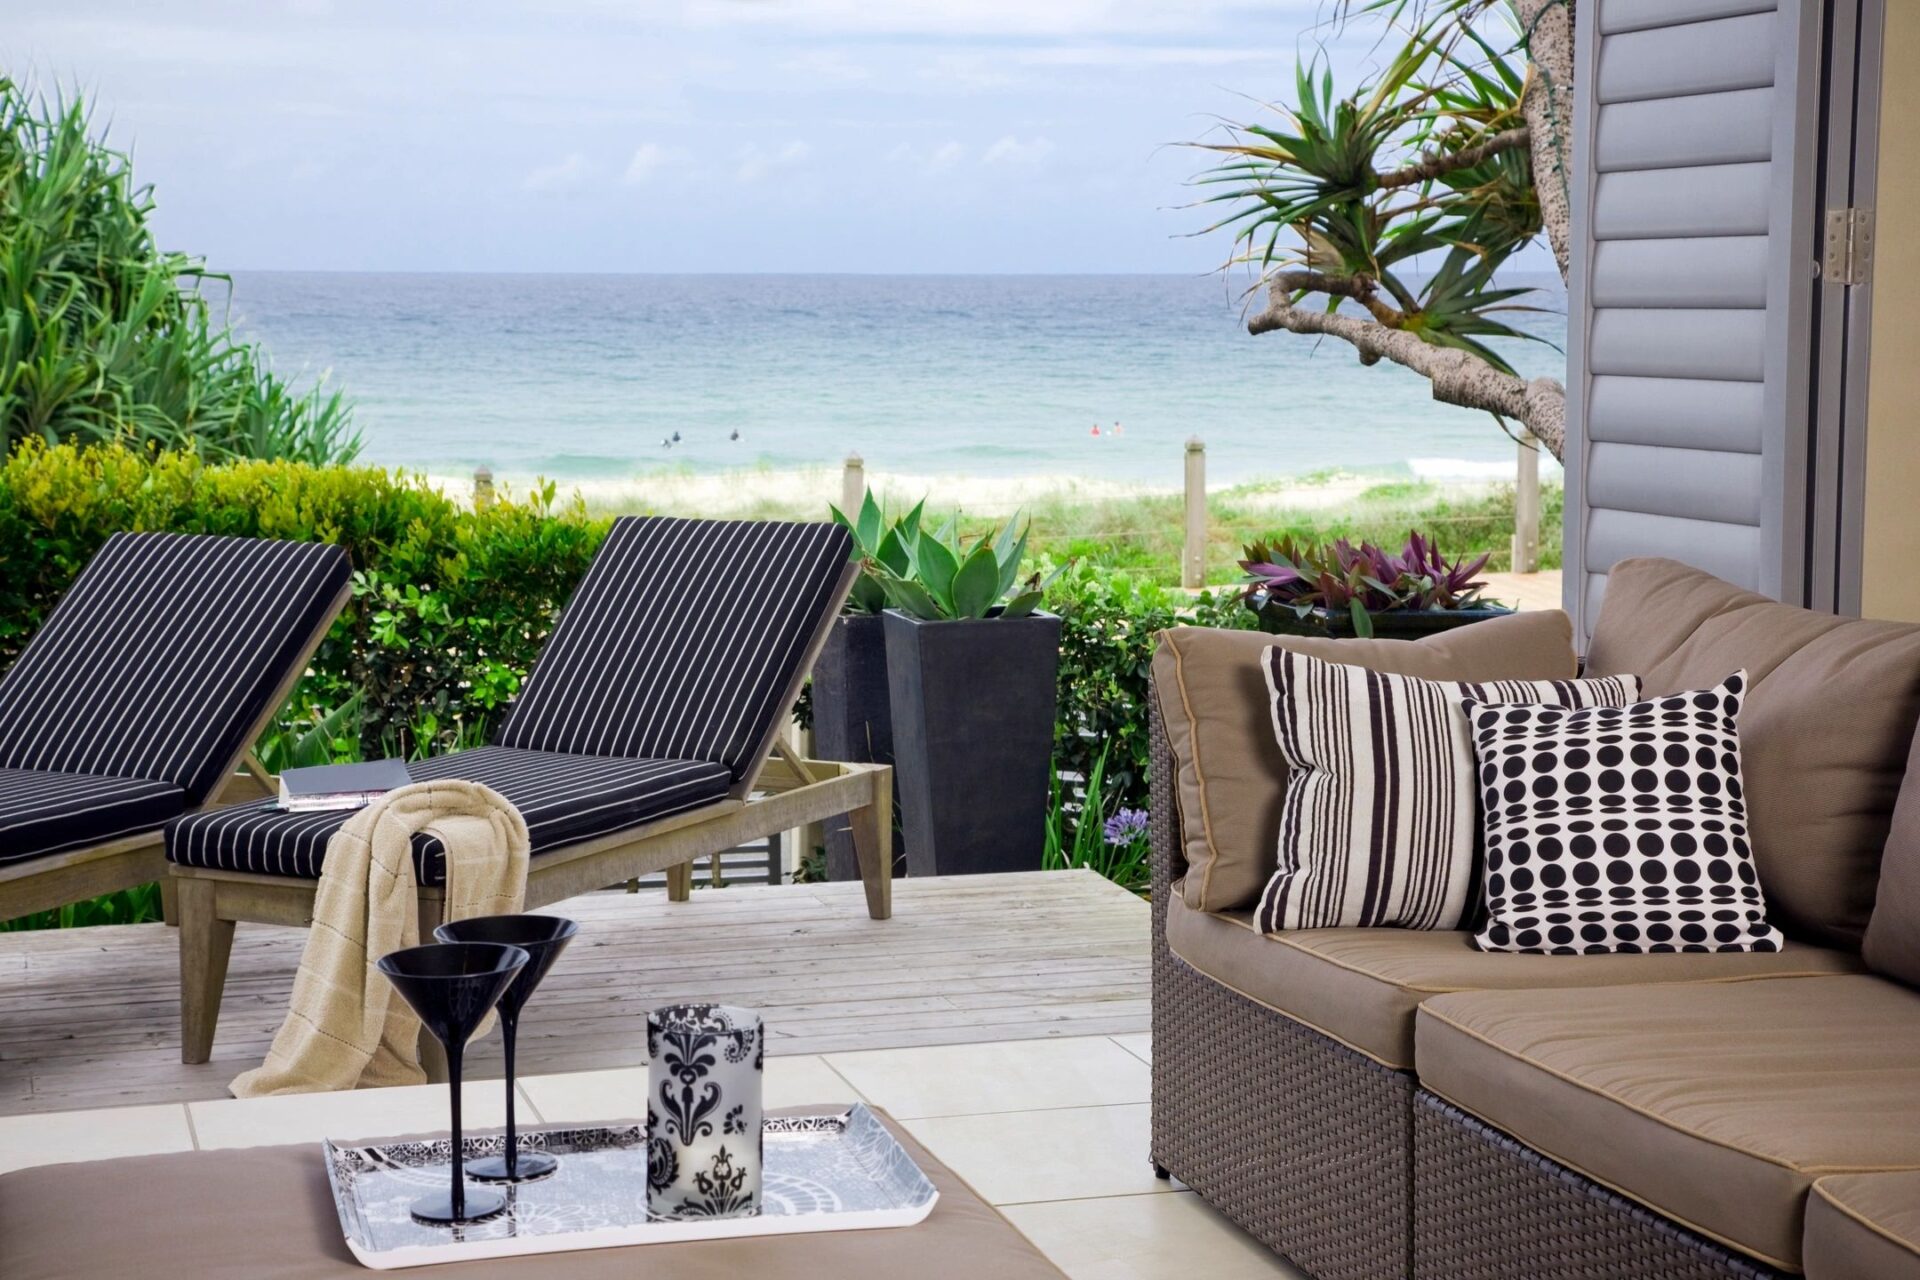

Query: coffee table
left=0, top=1108, right=1065, bottom=1280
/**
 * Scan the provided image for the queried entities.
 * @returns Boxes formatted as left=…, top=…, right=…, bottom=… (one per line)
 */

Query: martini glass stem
left=501, top=1010, right=520, bottom=1178
left=448, top=1039, right=466, bottom=1219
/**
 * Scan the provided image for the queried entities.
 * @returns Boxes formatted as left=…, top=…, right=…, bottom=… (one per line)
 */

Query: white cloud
left=623, top=143, right=672, bottom=185
left=886, top=139, right=967, bottom=174
left=522, top=152, right=589, bottom=191
left=736, top=139, right=810, bottom=183
left=982, top=135, right=1055, bottom=167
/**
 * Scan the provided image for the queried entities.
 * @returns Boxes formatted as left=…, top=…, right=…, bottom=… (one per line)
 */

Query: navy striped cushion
left=493, top=517, right=851, bottom=780
left=165, top=746, right=731, bottom=883
left=0, top=533, right=350, bottom=806
left=0, top=768, right=186, bottom=866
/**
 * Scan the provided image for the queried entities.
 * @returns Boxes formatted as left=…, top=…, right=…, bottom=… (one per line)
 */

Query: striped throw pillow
left=1259, top=646, right=1639, bottom=933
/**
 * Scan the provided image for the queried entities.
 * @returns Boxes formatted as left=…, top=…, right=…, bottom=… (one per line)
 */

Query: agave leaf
left=950, top=541, right=1002, bottom=619
left=855, top=490, right=884, bottom=555
left=874, top=525, right=912, bottom=577
left=912, top=533, right=961, bottom=614
left=1000, top=589, right=1044, bottom=620
left=899, top=498, right=926, bottom=542
left=995, top=521, right=1030, bottom=601
left=873, top=569, right=945, bottom=621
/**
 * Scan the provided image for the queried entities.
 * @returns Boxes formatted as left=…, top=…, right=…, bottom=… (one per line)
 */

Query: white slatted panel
left=1565, top=0, right=1819, bottom=640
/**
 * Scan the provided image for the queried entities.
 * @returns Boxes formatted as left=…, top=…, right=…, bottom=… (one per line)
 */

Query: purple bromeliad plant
left=1239, top=532, right=1497, bottom=637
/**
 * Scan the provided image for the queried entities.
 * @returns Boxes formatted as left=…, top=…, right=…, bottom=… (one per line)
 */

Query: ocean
left=227, top=272, right=1568, bottom=490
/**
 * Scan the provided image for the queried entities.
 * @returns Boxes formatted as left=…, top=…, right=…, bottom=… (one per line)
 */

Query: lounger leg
left=160, top=877, right=180, bottom=927
left=179, top=878, right=235, bottom=1065
left=666, top=861, right=693, bottom=902
left=850, top=766, right=893, bottom=921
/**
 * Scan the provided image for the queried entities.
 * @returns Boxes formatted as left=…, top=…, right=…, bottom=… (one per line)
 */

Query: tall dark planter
left=811, top=614, right=897, bottom=881
left=883, top=608, right=1061, bottom=876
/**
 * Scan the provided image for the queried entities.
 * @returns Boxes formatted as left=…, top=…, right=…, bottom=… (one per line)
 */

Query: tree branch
left=1249, top=285, right=1565, bottom=460
left=1515, top=0, right=1574, bottom=281
left=1375, top=126, right=1533, bottom=190
left=1268, top=269, right=1405, bottom=326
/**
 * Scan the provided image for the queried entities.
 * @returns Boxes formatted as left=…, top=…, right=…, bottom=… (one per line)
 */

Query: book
left=277, top=759, right=413, bottom=813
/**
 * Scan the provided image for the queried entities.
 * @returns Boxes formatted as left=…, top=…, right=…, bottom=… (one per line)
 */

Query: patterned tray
left=325, top=1104, right=939, bottom=1270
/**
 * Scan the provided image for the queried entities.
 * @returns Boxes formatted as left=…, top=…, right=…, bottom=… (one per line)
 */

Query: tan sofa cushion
left=1164, top=889, right=1858, bottom=1069
left=1807, top=1172, right=1920, bottom=1280
left=1866, top=726, right=1920, bottom=987
left=1153, top=610, right=1578, bottom=913
left=1586, top=557, right=1920, bottom=947
left=1416, top=976, right=1920, bottom=1272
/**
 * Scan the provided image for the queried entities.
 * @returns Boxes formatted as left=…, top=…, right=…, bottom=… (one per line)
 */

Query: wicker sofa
left=1147, top=558, right=1920, bottom=1280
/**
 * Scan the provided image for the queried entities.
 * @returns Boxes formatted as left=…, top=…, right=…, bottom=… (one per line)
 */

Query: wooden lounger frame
left=171, top=561, right=897, bottom=1067
left=0, top=580, right=352, bottom=929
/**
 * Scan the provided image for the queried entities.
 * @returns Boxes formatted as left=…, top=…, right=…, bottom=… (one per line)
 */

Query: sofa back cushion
left=1151, top=609, right=1578, bottom=913
left=1586, top=558, right=1920, bottom=947
left=1864, top=730, right=1920, bottom=984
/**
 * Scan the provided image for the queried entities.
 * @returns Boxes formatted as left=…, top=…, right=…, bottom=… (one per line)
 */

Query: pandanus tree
left=0, top=78, right=358, bottom=463
left=1194, top=0, right=1575, bottom=459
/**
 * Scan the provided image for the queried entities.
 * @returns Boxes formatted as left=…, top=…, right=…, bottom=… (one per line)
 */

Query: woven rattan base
left=1411, top=1091, right=1785, bottom=1280
left=1148, top=687, right=1414, bottom=1280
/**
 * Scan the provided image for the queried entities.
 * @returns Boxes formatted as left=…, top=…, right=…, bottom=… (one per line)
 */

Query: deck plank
left=0, top=870, right=1149, bottom=1115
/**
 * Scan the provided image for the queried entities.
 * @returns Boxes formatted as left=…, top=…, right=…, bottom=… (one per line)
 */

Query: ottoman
left=0, top=1109, right=1066, bottom=1280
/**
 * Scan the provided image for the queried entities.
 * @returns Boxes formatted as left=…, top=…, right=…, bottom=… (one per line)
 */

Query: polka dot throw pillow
left=1466, top=671, right=1783, bottom=954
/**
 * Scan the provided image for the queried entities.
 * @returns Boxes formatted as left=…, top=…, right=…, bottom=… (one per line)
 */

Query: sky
left=5, top=0, right=1546, bottom=275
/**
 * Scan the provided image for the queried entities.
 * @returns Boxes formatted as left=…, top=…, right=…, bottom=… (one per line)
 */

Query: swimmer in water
left=1091, top=424, right=1101, bottom=437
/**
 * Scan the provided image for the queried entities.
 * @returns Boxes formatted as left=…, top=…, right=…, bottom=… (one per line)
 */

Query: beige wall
left=1862, top=2, right=1920, bottom=620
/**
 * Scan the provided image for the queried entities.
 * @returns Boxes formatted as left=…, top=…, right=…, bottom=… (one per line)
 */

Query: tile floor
left=0, top=1032, right=1303, bottom=1279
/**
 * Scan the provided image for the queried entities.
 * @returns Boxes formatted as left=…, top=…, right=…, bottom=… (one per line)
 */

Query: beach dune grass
left=594, top=476, right=1562, bottom=587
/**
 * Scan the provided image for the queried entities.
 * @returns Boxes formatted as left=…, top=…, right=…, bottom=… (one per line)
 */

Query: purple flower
left=1104, top=808, right=1149, bottom=845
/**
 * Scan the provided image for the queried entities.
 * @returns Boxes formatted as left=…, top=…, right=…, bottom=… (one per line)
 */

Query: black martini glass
left=376, top=941, right=529, bottom=1225
left=434, top=914, right=580, bottom=1183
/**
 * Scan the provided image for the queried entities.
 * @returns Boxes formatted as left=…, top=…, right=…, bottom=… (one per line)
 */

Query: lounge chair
left=0, top=532, right=351, bottom=925
left=167, top=515, right=892, bottom=1065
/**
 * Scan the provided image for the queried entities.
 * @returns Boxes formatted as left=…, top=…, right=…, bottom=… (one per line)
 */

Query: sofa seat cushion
left=1416, top=975, right=1920, bottom=1272
left=1807, top=1172, right=1920, bottom=1280
left=167, top=747, right=732, bottom=884
left=1164, top=889, right=1857, bottom=1070
left=0, top=768, right=185, bottom=866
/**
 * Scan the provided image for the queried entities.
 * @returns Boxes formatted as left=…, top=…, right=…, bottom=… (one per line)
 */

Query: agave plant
left=1240, top=531, right=1494, bottom=637
left=829, top=489, right=926, bottom=614
left=863, top=509, right=1058, bottom=622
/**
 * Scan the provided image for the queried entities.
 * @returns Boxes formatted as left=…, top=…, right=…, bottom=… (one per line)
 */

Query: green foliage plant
left=864, top=510, right=1059, bottom=621
left=828, top=489, right=925, bottom=614
left=0, top=78, right=357, bottom=463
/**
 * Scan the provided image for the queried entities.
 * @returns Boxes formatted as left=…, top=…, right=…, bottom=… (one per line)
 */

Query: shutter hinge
left=1823, top=207, right=1875, bottom=286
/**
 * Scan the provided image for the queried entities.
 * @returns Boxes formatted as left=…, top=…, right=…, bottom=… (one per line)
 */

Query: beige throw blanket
left=231, top=779, right=530, bottom=1098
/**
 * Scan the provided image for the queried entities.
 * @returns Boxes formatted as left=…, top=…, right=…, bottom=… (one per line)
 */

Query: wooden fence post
left=472, top=466, right=494, bottom=512
left=1183, top=437, right=1207, bottom=589
left=841, top=453, right=865, bottom=515
left=1512, top=432, right=1541, bottom=574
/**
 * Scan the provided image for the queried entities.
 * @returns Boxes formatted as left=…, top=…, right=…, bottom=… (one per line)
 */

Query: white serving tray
left=324, top=1103, right=938, bottom=1270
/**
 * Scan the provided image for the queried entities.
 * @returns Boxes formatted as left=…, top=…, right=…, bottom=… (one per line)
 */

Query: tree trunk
left=1251, top=288, right=1567, bottom=461
left=1516, top=0, right=1576, bottom=283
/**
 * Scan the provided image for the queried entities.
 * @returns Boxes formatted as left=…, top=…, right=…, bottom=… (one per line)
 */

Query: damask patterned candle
left=645, top=1004, right=765, bottom=1219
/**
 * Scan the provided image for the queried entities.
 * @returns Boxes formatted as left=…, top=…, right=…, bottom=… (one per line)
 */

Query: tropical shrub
left=0, top=78, right=357, bottom=463
left=828, top=489, right=926, bottom=614
left=1047, top=560, right=1253, bottom=847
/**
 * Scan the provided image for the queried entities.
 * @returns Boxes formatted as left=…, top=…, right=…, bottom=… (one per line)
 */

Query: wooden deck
left=0, top=869, right=1148, bottom=1116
